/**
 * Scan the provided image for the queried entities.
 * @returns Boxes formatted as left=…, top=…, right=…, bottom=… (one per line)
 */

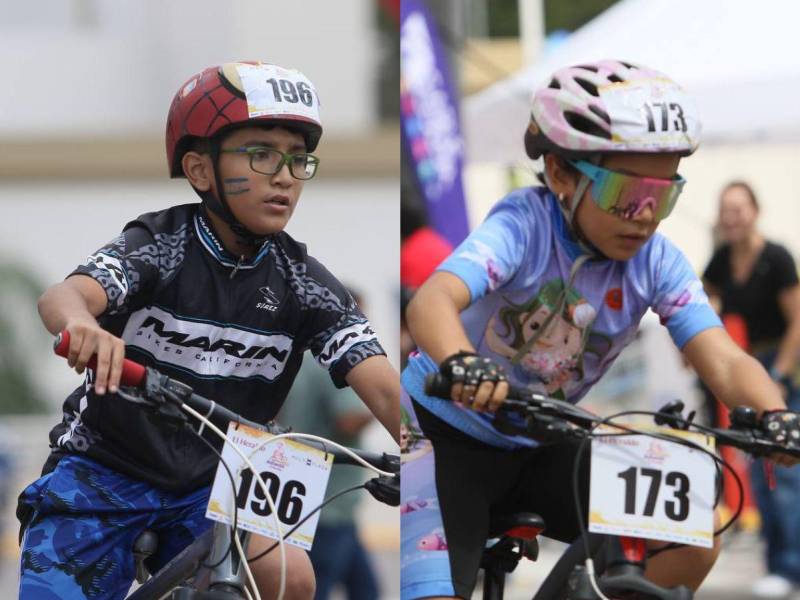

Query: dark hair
left=535, top=153, right=581, bottom=187
left=720, top=180, right=759, bottom=211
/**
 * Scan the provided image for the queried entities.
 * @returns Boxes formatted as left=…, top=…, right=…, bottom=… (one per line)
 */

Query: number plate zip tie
left=197, top=400, right=217, bottom=436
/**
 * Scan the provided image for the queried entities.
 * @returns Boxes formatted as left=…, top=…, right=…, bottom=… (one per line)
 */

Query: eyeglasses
left=220, top=146, right=320, bottom=180
left=568, top=160, right=686, bottom=221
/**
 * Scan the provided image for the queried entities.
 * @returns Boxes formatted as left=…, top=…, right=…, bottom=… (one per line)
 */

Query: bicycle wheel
left=127, top=528, right=214, bottom=599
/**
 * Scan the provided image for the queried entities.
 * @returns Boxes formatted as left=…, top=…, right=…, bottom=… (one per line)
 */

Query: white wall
left=0, top=0, right=377, bottom=137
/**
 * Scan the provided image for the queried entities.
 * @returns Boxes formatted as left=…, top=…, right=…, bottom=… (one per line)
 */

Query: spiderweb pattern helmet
left=525, top=59, right=701, bottom=160
left=166, top=61, right=323, bottom=178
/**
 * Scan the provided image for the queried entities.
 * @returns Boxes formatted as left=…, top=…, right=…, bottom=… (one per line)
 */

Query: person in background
left=400, top=200, right=453, bottom=370
left=401, top=199, right=453, bottom=290
left=703, top=180, right=800, bottom=598
left=280, top=287, right=382, bottom=600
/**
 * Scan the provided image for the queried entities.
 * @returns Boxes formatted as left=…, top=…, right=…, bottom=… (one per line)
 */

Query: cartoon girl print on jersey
left=486, top=279, right=600, bottom=396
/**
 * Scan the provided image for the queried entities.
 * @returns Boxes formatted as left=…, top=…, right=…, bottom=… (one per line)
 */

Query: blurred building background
left=401, top=1, right=800, bottom=598
left=0, top=1, right=400, bottom=597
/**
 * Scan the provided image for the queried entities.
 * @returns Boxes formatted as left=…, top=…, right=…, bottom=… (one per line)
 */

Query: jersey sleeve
left=436, top=192, right=534, bottom=302
left=301, top=258, right=386, bottom=388
left=650, top=238, right=722, bottom=349
left=68, top=226, right=160, bottom=316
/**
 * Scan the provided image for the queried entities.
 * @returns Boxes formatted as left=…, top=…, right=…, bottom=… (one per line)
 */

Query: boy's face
left=215, top=125, right=307, bottom=236
left=574, top=153, right=681, bottom=261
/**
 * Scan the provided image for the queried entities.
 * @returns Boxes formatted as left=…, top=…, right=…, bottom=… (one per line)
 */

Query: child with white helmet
left=18, top=62, right=400, bottom=600
left=400, top=59, right=800, bottom=599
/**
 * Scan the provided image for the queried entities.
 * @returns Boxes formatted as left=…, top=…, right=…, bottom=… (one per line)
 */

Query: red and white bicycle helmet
left=166, top=61, right=322, bottom=178
left=525, top=59, right=701, bottom=160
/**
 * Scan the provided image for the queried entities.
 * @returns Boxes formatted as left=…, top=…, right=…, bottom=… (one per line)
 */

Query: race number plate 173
left=588, top=425, right=716, bottom=548
left=206, top=422, right=333, bottom=550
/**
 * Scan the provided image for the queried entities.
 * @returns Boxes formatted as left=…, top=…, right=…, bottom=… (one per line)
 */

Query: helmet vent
left=588, top=105, right=611, bottom=125
left=564, top=111, right=611, bottom=140
left=576, top=65, right=599, bottom=73
left=574, top=78, right=599, bottom=97
left=548, top=77, right=561, bottom=89
left=619, top=61, right=637, bottom=70
left=607, top=74, right=624, bottom=83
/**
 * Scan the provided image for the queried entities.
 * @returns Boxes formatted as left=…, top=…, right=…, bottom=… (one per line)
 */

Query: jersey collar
left=194, top=211, right=272, bottom=269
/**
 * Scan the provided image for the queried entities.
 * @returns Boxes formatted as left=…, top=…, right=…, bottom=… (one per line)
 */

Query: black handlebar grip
left=424, top=373, right=452, bottom=399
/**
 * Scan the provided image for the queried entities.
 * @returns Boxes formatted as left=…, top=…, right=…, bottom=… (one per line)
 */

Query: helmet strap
left=195, top=137, right=268, bottom=248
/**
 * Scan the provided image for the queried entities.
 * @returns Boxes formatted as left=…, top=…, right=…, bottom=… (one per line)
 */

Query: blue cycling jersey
left=402, top=186, right=721, bottom=448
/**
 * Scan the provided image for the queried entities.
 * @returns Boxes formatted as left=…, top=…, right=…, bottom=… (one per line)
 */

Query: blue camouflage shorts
left=18, top=454, right=213, bottom=600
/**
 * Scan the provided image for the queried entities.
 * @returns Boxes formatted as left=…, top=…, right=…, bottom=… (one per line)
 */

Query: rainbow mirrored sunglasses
left=568, top=160, right=686, bottom=221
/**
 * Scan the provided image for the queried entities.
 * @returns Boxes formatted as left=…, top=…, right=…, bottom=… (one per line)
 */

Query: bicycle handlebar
left=53, top=330, right=399, bottom=474
left=424, top=373, right=800, bottom=459
left=54, top=330, right=146, bottom=387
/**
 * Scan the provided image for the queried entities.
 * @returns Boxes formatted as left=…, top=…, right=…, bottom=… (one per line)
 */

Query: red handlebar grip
left=54, top=330, right=146, bottom=388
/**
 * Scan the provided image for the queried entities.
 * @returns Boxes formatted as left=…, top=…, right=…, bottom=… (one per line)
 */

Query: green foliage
left=544, top=0, right=622, bottom=33
left=485, top=0, right=622, bottom=37
left=0, top=264, right=48, bottom=414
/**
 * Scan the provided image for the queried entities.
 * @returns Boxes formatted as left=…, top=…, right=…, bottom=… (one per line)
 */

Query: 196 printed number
left=617, top=467, right=690, bottom=522
left=235, top=468, right=306, bottom=525
left=266, top=78, right=314, bottom=107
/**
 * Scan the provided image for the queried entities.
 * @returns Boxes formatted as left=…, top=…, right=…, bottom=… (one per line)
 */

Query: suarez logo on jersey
left=256, top=286, right=280, bottom=312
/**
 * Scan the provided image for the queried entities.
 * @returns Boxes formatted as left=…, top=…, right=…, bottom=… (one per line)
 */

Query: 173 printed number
left=617, top=467, right=690, bottom=522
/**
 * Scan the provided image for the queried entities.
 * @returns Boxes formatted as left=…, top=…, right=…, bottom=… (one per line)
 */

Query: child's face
left=574, top=153, right=681, bottom=261
left=215, top=126, right=307, bottom=236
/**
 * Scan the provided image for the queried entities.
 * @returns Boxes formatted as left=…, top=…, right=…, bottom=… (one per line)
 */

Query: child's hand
left=439, top=352, right=509, bottom=413
left=63, top=318, right=126, bottom=395
left=762, top=410, right=800, bottom=467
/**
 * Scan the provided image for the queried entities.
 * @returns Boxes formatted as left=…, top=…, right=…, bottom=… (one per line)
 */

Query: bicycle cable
left=193, top=430, right=241, bottom=570
left=569, top=407, right=747, bottom=578
left=247, top=483, right=367, bottom=563
left=179, top=401, right=283, bottom=600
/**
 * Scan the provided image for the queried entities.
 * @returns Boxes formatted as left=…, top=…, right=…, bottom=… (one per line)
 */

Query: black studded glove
left=439, top=351, right=507, bottom=388
left=762, top=410, right=800, bottom=449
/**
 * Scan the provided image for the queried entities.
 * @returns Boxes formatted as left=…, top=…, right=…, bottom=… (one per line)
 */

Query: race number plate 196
left=588, top=425, right=716, bottom=548
left=206, top=422, right=333, bottom=551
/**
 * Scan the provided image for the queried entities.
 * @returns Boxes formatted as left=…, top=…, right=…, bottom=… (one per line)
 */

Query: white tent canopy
left=464, top=0, right=800, bottom=163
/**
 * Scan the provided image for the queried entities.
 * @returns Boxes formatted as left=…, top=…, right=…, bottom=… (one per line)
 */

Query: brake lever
left=365, top=474, right=400, bottom=506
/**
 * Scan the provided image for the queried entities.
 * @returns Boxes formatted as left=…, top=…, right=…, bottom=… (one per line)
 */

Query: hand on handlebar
left=763, top=410, right=800, bottom=467
left=62, top=318, right=126, bottom=395
left=439, top=351, right=509, bottom=413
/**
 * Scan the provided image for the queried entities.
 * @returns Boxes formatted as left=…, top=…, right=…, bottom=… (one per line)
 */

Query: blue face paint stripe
left=223, top=177, right=249, bottom=183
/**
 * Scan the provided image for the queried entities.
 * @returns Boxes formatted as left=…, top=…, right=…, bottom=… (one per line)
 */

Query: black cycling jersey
left=44, top=203, right=385, bottom=492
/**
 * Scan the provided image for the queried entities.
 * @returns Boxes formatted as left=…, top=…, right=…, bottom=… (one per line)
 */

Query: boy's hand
left=64, top=318, right=126, bottom=395
left=440, top=352, right=509, bottom=413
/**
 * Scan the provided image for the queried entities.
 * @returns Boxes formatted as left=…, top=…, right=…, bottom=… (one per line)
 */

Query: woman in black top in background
left=703, top=180, right=800, bottom=598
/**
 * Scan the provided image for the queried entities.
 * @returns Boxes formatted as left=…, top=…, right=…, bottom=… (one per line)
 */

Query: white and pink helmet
left=525, top=60, right=701, bottom=159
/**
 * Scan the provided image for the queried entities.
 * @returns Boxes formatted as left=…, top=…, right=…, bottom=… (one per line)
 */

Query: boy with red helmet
left=18, top=62, right=399, bottom=599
